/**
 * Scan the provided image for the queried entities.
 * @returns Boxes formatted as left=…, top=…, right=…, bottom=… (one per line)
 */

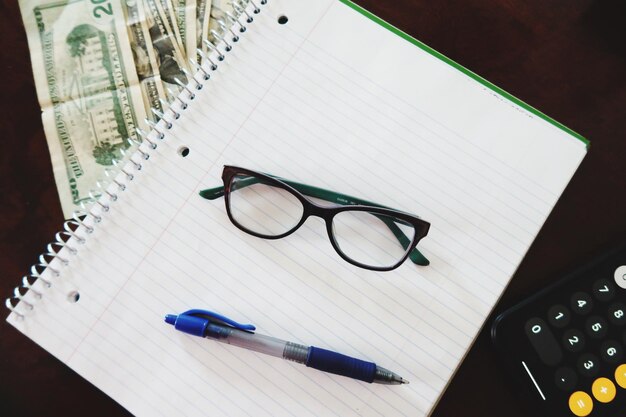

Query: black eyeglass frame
left=200, top=165, right=431, bottom=272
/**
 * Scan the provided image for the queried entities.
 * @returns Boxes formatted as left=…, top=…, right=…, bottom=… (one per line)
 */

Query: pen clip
left=183, top=309, right=256, bottom=332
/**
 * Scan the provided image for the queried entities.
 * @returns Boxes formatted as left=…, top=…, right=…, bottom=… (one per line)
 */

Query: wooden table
left=1, top=0, right=625, bottom=415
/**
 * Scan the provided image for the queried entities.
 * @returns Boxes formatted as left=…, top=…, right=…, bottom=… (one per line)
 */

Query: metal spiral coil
left=218, top=19, right=240, bottom=43
left=233, top=1, right=254, bottom=23
left=136, top=127, right=158, bottom=150
left=196, top=48, right=218, bottom=72
left=151, top=108, right=174, bottom=129
left=180, top=68, right=202, bottom=91
left=112, top=158, right=136, bottom=181
left=46, top=242, right=69, bottom=265
left=5, top=0, right=268, bottom=320
left=174, top=77, right=197, bottom=100
left=96, top=179, right=119, bottom=201
left=144, top=118, right=166, bottom=139
left=29, top=265, right=51, bottom=288
left=72, top=211, right=94, bottom=234
left=12, top=287, right=34, bottom=310
left=119, top=149, right=143, bottom=171
left=189, top=58, right=210, bottom=81
left=248, top=0, right=262, bottom=14
left=225, top=11, right=246, bottom=33
left=158, top=98, right=181, bottom=120
left=203, top=39, right=225, bottom=61
left=6, top=299, right=24, bottom=320
left=210, top=29, right=232, bottom=52
left=37, top=254, right=61, bottom=277
left=54, top=231, right=78, bottom=254
left=21, top=276, right=42, bottom=298
left=63, top=220, right=87, bottom=243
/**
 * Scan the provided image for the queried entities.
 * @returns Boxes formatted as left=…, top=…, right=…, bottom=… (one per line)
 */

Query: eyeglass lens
left=229, top=174, right=304, bottom=237
left=332, top=211, right=415, bottom=268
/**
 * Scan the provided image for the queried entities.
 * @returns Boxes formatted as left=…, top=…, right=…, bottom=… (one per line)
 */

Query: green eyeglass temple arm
left=199, top=177, right=429, bottom=266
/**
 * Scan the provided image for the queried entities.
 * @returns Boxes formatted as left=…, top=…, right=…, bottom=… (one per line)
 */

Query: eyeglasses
left=199, top=166, right=430, bottom=271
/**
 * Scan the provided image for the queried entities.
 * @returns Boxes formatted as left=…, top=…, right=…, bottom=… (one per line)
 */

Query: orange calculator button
left=615, top=364, right=626, bottom=388
left=568, top=391, right=593, bottom=417
left=592, top=377, right=616, bottom=403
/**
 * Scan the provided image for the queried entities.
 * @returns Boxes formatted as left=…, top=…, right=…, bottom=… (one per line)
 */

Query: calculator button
left=600, top=340, right=623, bottom=364
left=547, top=304, right=570, bottom=328
left=585, top=316, right=608, bottom=339
left=591, top=377, right=616, bottom=403
left=563, top=329, right=586, bottom=352
left=571, top=292, right=593, bottom=315
left=615, top=364, right=626, bottom=388
left=608, top=303, right=626, bottom=326
left=577, top=354, right=600, bottom=377
left=525, top=318, right=563, bottom=365
left=614, top=265, right=626, bottom=289
left=568, top=391, right=593, bottom=417
left=554, top=367, right=577, bottom=391
left=592, top=279, right=615, bottom=302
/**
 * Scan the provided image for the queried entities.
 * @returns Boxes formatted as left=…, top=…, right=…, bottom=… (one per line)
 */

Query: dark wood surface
left=1, top=0, right=625, bottom=416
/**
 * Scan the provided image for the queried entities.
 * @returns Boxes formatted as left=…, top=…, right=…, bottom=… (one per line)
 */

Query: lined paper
left=8, top=1, right=586, bottom=416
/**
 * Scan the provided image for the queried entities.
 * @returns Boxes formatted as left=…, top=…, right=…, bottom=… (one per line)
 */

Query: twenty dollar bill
left=19, top=0, right=147, bottom=216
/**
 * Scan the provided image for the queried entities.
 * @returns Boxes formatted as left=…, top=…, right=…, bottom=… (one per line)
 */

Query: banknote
left=171, top=0, right=197, bottom=60
left=122, top=0, right=166, bottom=119
left=18, top=0, right=148, bottom=217
left=158, top=0, right=185, bottom=57
left=196, top=0, right=211, bottom=61
left=144, top=0, right=188, bottom=90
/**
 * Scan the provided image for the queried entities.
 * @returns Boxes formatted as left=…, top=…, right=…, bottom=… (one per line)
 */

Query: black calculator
left=492, top=241, right=626, bottom=417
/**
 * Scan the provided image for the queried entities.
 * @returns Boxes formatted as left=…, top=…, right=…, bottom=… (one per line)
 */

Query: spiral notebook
left=6, top=0, right=588, bottom=416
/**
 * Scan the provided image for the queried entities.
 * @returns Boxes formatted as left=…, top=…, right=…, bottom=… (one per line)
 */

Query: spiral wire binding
left=196, top=49, right=218, bottom=71
left=203, top=39, right=225, bottom=62
left=5, top=0, right=268, bottom=320
left=189, top=58, right=211, bottom=81
left=218, top=19, right=240, bottom=43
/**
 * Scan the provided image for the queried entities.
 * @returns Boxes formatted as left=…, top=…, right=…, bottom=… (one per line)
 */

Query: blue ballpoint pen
left=165, top=309, right=409, bottom=385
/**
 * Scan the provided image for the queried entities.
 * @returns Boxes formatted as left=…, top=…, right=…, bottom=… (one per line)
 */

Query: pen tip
left=401, top=378, right=410, bottom=384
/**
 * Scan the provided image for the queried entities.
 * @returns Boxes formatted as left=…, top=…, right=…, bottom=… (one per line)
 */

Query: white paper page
left=8, top=1, right=587, bottom=416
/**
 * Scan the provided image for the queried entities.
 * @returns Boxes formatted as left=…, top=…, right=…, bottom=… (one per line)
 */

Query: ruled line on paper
left=280, top=15, right=573, bottom=199
left=247, top=16, right=562, bottom=208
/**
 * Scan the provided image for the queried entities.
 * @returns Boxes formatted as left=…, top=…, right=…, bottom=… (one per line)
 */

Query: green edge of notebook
left=339, top=0, right=590, bottom=148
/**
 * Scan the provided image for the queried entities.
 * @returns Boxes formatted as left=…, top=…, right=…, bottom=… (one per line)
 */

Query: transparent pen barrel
left=217, top=328, right=308, bottom=362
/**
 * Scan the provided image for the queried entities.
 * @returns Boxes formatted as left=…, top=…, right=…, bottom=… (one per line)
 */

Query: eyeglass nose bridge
left=298, top=200, right=341, bottom=252
left=305, top=200, right=331, bottom=218
left=296, top=198, right=339, bottom=236
left=299, top=196, right=346, bottom=227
